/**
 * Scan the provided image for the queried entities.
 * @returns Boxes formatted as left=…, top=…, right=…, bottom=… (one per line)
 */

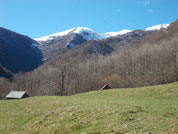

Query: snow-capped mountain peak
left=145, top=24, right=170, bottom=31
left=72, top=27, right=106, bottom=40
left=35, top=27, right=105, bottom=42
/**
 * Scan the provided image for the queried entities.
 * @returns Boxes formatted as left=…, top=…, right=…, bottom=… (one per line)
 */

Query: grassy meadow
left=0, top=82, right=178, bottom=134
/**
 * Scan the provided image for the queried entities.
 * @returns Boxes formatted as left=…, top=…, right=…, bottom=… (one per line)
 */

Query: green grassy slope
left=0, top=82, right=178, bottom=134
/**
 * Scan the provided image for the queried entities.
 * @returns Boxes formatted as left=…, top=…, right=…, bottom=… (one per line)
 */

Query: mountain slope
left=0, top=65, right=13, bottom=79
left=66, top=30, right=151, bottom=60
left=35, top=24, right=169, bottom=60
left=36, top=27, right=108, bottom=60
left=104, top=30, right=153, bottom=50
left=66, top=39, right=114, bottom=61
left=0, top=27, right=43, bottom=75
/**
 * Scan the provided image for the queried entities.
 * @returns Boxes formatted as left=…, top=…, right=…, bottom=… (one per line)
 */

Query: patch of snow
left=31, top=42, right=38, bottom=47
left=105, top=29, right=132, bottom=38
left=145, top=24, right=170, bottom=31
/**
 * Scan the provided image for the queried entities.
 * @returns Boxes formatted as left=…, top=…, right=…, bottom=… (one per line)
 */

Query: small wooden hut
left=6, top=91, right=29, bottom=99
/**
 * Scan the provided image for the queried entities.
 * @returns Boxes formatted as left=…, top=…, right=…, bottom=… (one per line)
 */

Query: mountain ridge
left=35, top=24, right=169, bottom=42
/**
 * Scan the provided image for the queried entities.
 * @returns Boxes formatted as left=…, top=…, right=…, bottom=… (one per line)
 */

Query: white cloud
left=137, top=0, right=150, bottom=6
left=146, top=9, right=154, bottom=13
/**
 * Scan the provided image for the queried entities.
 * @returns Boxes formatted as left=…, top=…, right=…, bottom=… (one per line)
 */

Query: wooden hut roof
left=6, top=91, right=27, bottom=99
left=100, top=84, right=111, bottom=90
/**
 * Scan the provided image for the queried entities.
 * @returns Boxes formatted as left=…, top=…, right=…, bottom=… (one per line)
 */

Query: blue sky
left=0, top=0, right=178, bottom=38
